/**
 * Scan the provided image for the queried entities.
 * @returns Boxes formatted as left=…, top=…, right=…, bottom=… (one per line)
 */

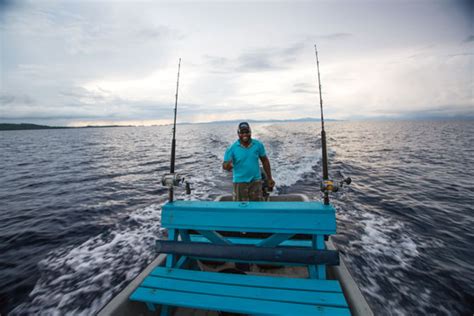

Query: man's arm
left=223, top=161, right=233, bottom=171
left=223, top=145, right=233, bottom=171
left=260, top=156, right=275, bottom=188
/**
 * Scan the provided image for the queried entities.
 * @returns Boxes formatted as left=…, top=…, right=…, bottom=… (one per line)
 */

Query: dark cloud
left=205, top=42, right=307, bottom=73
left=293, top=88, right=317, bottom=94
left=136, top=25, right=184, bottom=41
left=58, top=87, right=117, bottom=105
left=0, top=94, right=34, bottom=105
left=138, top=26, right=168, bottom=39
left=0, top=94, right=15, bottom=105
left=203, top=55, right=232, bottom=73
left=292, top=82, right=317, bottom=94
left=0, top=88, right=176, bottom=121
left=318, top=33, right=353, bottom=40
left=448, top=52, right=474, bottom=57
left=374, top=104, right=474, bottom=119
left=463, top=35, right=474, bottom=43
left=236, top=42, right=307, bottom=72
left=0, top=0, right=15, bottom=11
left=237, top=51, right=280, bottom=71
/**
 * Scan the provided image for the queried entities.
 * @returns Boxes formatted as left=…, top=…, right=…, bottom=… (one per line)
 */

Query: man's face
left=238, top=130, right=251, bottom=143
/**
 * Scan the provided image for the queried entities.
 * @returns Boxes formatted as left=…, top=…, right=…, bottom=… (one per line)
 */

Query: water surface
left=1, top=121, right=473, bottom=315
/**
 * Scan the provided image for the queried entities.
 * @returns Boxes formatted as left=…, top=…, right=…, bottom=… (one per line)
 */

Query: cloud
left=203, top=42, right=306, bottom=73
left=0, top=0, right=15, bottom=11
left=318, top=33, right=353, bottom=40
left=292, top=83, right=317, bottom=94
left=236, top=42, right=306, bottom=72
left=0, top=94, right=34, bottom=106
left=237, top=51, right=280, bottom=71
left=1, top=2, right=472, bottom=125
left=463, top=35, right=474, bottom=43
left=374, top=104, right=474, bottom=119
left=1, top=3, right=180, bottom=79
left=0, top=94, right=16, bottom=105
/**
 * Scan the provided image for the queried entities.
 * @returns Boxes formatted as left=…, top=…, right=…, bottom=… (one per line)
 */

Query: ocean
left=0, top=120, right=473, bottom=315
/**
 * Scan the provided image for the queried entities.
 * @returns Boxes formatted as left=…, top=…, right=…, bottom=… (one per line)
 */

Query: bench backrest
left=162, top=201, right=336, bottom=235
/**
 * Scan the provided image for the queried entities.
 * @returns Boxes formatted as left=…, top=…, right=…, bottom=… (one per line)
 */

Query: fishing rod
left=170, top=58, right=181, bottom=176
left=162, top=58, right=190, bottom=202
left=314, top=45, right=330, bottom=205
left=314, top=45, right=351, bottom=205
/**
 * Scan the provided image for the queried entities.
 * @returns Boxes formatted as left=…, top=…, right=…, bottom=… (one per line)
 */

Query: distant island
left=0, top=123, right=69, bottom=131
left=0, top=123, right=132, bottom=131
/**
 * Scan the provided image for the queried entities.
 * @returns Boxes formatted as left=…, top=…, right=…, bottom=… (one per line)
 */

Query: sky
left=0, top=0, right=473, bottom=126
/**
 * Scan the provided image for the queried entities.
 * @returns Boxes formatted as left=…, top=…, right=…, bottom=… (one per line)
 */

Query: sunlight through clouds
left=1, top=1, right=472, bottom=126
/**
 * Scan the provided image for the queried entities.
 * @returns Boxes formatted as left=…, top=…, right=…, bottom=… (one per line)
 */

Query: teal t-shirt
left=223, top=139, right=267, bottom=183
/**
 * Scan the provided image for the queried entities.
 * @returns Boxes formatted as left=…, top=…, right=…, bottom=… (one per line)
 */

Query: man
left=223, top=122, right=275, bottom=201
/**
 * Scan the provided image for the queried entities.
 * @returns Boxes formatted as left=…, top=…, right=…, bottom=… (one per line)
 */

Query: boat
left=98, top=193, right=373, bottom=316
left=98, top=48, right=373, bottom=315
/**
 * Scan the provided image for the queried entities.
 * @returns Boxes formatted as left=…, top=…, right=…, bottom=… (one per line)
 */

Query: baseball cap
left=238, top=122, right=251, bottom=133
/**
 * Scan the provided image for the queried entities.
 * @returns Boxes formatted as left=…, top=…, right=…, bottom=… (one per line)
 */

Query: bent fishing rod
left=170, top=59, right=181, bottom=175
left=162, top=58, right=190, bottom=202
left=314, top=45, right=351, bottom=205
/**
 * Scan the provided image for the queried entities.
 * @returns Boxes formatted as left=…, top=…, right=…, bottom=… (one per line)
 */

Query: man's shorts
left=233, top=181, right=263, bottom=201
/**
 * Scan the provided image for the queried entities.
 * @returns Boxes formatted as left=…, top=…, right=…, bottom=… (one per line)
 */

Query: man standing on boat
left=223, top=122, right=275, bottom=201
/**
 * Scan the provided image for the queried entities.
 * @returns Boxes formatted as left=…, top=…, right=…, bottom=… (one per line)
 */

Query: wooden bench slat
left=130, top=287, right=351, bottom=316
left=162, top=201, right=336, bottom=234
left=150, top=267, right=343, bottom=293
left=141, top=275, right=348, bottom=308
left=165, top=201, right=335, bottom=213
left=164, top=213, right=335, bottom=234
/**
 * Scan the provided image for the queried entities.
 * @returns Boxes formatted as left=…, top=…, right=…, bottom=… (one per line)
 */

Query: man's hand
left=268, top=178, right=275, bottom=190
left=223, top=161, right=233, bottom=171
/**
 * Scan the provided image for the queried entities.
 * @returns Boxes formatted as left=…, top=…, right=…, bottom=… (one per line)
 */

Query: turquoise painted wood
left=256, top=233, right=295, bottom=247
left=316, top=234, right=326, bottom=279
left=162, top=201, right=336, bottom=234
left=130, top=267, right=350, bottom=315
left=163, top=201, right=336, bottom=278
left=189, top=235, right=313, bottom=247
left=150, top=267, right=343, bottom=292
left=129, top=201, right=347, bottom=314
left=131, top=287, right=350, bottom=316
left=141, top=276, right=347, bottom=307
left=146, top=271, right=348, bottom=307
left=196, top=230, right=231, bottom=245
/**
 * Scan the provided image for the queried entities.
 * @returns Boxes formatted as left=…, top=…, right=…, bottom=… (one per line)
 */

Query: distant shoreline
left=4, top=117, right=469, bottom=131
left=0, top=118, right=333, bottom=131
left=0, top=123, right=132, bottom=131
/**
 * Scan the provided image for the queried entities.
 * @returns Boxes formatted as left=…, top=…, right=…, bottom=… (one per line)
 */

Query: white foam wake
left=256, top=124, right=323, bottom=188
left=339, top=210, right=444, bottom=315
left=11, top=204, right=165, bottom=316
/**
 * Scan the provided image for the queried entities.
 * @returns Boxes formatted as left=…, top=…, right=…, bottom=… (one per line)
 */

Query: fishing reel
left=320, top=174, right=352, bottom=193
left=161, top=173, right=192, bottom=194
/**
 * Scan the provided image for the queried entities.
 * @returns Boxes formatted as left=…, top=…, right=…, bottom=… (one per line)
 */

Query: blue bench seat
left=130, top=267, right=350, bottom=316
left=129, top=200, right=349, bottom=315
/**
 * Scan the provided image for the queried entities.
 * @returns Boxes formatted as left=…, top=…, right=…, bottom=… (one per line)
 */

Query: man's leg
left=248, top=180, right=263, bottom=201
left=233, top=182, right=253, bottom=271
left=233, top=183, right=250, bottom=201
